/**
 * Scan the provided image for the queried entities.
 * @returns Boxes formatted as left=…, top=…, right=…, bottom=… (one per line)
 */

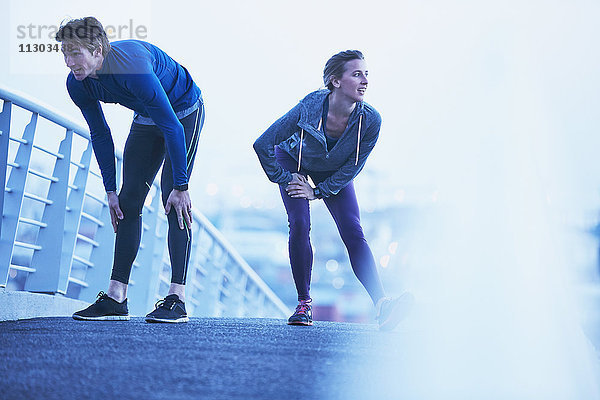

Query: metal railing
left=0, top=85, right=289, bottom=318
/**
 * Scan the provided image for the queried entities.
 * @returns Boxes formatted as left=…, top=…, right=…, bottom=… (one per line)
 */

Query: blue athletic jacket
left=66, top=40, right=202, bottom=192
left=253, top=89, right=381, bottom=197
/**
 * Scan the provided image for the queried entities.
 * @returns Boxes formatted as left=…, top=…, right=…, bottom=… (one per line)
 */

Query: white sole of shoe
left=72, top=315, right=130, bottom=321
left=144, top=316, right=189, bottom=323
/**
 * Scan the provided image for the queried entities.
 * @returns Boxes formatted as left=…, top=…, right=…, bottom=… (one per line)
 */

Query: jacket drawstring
left=297, top=118, right=323, bottom=172
left=297, top=128, right=304, bottom=172
left=355, top=114, right=362, bottom=166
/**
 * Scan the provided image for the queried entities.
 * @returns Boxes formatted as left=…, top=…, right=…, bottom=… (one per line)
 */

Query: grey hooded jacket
left=253, top=89, right=381, bottom=197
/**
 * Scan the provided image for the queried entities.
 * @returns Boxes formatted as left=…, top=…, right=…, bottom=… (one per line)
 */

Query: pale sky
left=2, top=0, right=599, bottom=214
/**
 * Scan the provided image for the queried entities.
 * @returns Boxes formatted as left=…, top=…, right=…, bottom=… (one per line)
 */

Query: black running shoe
left=287, top=300, right=313, bottom=326
left=145, top=294, right=189, bottom=323
left=72, top=291, right=130, bottom=321
left=376, top=292, right=414, bottom=331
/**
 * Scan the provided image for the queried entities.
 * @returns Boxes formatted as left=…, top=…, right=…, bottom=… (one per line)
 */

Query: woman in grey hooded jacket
left=254, top=50, right=411, bottom=330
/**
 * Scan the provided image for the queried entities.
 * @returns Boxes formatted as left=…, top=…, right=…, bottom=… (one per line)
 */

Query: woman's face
left=332, top=58, right=369, bottom=102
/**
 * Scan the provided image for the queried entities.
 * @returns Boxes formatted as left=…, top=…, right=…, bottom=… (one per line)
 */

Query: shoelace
left=294, top=302, right=311, bottom=315
left=154, top=297, right=177, bottom=310
left=94, top=291, right=107, bottom=303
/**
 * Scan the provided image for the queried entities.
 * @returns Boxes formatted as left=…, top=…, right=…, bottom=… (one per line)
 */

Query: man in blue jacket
left=57, top=17, right=204, bottom=323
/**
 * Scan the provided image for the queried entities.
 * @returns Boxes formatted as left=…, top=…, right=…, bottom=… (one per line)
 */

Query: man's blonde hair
left=55, top=16, right=111, bottom=57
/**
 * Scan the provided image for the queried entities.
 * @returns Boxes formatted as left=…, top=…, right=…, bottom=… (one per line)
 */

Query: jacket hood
left=298, top=89, right=366, bottom=126
left=296, top=89, right=368, bottom=168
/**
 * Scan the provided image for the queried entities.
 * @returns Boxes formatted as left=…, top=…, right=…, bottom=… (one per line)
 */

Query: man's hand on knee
left=165, top=189, right=193, bottom=230
left=107, top=192, right=124, bottom=233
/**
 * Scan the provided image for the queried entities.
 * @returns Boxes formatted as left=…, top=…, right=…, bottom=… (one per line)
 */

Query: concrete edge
left=0, top=289, right=90, bottom=321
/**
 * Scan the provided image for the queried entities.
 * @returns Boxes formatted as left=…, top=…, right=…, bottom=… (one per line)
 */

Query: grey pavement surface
left=0, top=317, right=405, bottom=400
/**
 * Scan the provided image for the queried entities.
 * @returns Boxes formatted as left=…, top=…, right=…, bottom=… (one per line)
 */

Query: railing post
left=58, top=141, right=92, bottom=294
left=236, top=273, right=249, bottom=317
left=115, top=154, right=123, bottom=190
left=256, top=292, right=267, bottom=318
left=79, top=196, right=113, bottom=302
left=0, top=100, right=12, bottom=244
left=148, top=215, right=168, bottom=309
left=0, top=112, right=36, bottom=286
left=183, top=223, right=202, bottom=316
left=128, top=186, right=163, bottom=316
left=69, top=152, right=125, bottom=300
left=0, top=100, right=12, bottom=283
left=221, top=260, right=243, bottom=317
left=213, top=247, right=227, bottom=316
left=26, top=129, right=72, bottom=293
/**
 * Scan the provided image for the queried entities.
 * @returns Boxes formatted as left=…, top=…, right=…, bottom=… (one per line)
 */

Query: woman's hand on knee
left=290, top=173, right=305, bottom=185
left=286, top=174, right=315, bottom=200
left=165, top=189, right=193, bottom=230
left=107, top=192, right=123, bottom=233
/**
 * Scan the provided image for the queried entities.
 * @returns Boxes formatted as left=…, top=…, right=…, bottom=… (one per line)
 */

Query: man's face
left=61, top=42, right=101, bottom=80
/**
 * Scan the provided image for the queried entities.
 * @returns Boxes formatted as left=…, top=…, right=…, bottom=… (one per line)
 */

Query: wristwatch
left=313, top=186, right=324, bottom=199
left=173, top=183, right=188, bottom=191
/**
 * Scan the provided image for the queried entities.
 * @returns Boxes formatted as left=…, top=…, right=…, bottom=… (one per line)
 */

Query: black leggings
left=110, top=104, right=204, bottom=285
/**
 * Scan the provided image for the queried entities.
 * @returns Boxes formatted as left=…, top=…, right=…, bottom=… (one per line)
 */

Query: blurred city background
left=2, top=0, right=600, bottom=340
